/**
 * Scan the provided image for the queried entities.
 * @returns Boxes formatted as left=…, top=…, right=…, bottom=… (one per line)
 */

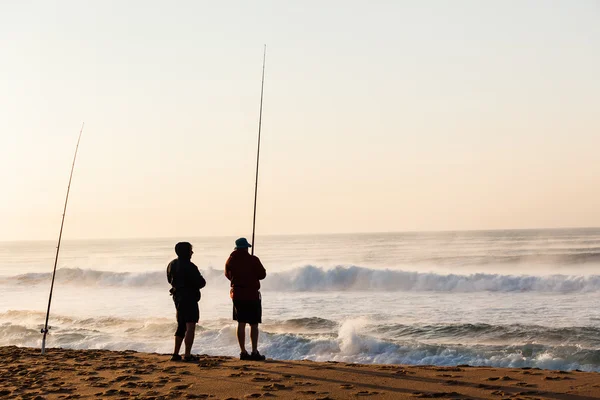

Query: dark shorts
left=233, top=299, right=262, bottom=324
left=174, top=300, right=199, bottom=337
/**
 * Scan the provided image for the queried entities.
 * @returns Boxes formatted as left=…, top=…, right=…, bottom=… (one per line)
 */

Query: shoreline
left=1, top=346, right=599, bottom=399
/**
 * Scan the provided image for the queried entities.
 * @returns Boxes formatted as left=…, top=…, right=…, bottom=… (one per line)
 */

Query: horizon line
left=2, top=225, right=599, bottom=244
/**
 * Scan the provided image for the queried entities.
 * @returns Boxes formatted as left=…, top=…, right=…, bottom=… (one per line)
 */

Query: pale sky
left=1, top=0, right=599, bottom=241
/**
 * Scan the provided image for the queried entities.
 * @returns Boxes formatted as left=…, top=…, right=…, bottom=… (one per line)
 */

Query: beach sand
left=1, top=346, right=598, bottom=399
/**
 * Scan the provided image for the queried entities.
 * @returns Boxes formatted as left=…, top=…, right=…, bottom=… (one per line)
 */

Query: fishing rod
left=41, top=122, right=85, bottom=355
left=251, top=45, right=266, bottom=256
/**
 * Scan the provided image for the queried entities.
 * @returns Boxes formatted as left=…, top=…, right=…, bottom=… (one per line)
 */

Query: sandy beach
left=1, top=346, right=598, bottom=400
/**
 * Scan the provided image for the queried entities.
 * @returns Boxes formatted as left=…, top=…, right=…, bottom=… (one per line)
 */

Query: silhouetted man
left=225, top=237, right=267, bottom=360
left=167, top=242, right=206, bottom=361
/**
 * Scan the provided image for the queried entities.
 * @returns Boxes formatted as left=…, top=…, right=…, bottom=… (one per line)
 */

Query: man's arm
left=197, top=272, right=207, bottom=289
left=224, top=257, right=233, bottom=281
left=190, top=263, right=206, bottom=289
left=254, top=256, right=267, bottom=280
left=166, top=261, right=174, bottom=285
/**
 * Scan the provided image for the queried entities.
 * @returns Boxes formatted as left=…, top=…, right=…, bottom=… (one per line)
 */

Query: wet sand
left=1, top=346, right=599, bottom=399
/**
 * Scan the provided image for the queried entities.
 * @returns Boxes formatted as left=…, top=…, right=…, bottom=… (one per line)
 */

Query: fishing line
left=251, top=45, right=266, bottom=255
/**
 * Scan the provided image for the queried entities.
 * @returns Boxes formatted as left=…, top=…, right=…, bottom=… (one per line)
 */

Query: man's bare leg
left=184, top=322, right=196, bottom=358
left=173, top=336, right=184, bottom=355
left=237, top=322, right=247, bottom=354
left=250, top=324, right=259, bottom=354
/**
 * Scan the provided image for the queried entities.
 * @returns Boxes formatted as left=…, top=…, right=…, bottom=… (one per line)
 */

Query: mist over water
left=1, top=229, right=600, bottom=371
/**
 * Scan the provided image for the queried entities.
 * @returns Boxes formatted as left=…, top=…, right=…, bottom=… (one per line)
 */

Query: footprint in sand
left=517, top=390, right=541, bottom=396
left=185, top=394, right=212, bottom=399
left=412, top=391, right=461, bottom=398
left=521, top=371, right=543, bottom=376
left=477, top=384, right=498, bottom=390
left=113, top=375, right=141, bottom=382
left=79, top=370, right=99, bottom=376
left=47, top=386, right=76, bottom=394
left=171, top=384, right=192, bottom=390
left=294, top=381, right=317, bottom=386
left=76, top=362, right=93, bottom=367
left=340, top=384, right=355, bottom=390
left=355, top=391, right=380, bottom=396
left=545, top=376, right=573, bottom=381
left=444, top=380, right=461, bottom=386
left=261, top=383, right=290, bottom=391
left=514, top=382, right=537, bottom=388
left=251, top=376, right=275, bottom=382
left=298, top=390, right=318, bottom=395
left=198, top=360, right=223, bottom=368
left=132, top=368, right=155, bottom=375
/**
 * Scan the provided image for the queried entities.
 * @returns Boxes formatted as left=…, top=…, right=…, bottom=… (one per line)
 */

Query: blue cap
left=235, top=237, right=252, bottom=249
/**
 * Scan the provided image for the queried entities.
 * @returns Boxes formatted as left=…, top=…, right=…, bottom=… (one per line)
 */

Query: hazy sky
left=1, top=0, right=599, bottom=241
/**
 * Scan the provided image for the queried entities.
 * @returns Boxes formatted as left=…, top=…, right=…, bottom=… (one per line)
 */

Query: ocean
left=1, top=229, right=600, bottom=371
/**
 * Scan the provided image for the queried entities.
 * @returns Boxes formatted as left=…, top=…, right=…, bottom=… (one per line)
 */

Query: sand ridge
left=1, top=346, right=599, bottom=399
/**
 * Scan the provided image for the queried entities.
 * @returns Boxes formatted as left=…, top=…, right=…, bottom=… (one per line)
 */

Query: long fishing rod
left=41, top=122, right=85, bottom=355
left=251, top=45, right=266, bottom=256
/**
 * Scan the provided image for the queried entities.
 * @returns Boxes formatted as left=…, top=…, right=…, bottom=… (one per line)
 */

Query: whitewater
left=1, top=229, right=600, bottom=371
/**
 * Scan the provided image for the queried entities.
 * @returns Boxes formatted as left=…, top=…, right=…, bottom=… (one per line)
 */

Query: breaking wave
left=4, top=266, right=600, bottom=293
left=2, top=312, right=600, bottom=371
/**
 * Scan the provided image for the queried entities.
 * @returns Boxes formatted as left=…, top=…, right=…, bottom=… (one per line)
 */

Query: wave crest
left=265, top=266, right=600, bottom=293
left=4, top=266, right=600, bottom=293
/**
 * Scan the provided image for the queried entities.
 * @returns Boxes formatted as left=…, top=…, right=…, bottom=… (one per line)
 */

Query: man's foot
left=170, top=354, right=182, bottom=361
left=183, top=354, right=199, bottom=362
left=250, top=351, right=266, bottom=361
left=240, top=351, right=251, bottom=360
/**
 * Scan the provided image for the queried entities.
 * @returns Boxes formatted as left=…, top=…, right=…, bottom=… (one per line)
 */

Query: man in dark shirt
left=225, top=237, right=267, bottom=360
left=167, top=242, right=206, bottom=361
